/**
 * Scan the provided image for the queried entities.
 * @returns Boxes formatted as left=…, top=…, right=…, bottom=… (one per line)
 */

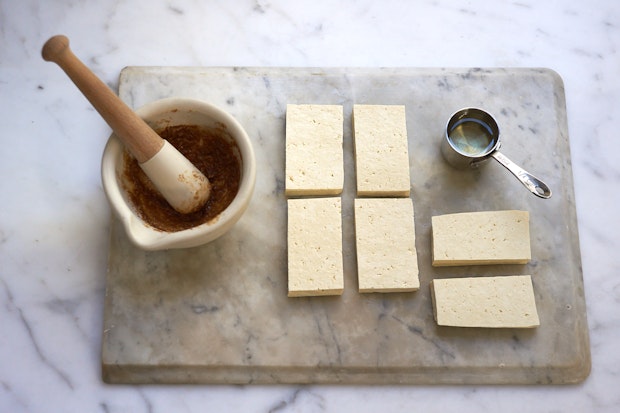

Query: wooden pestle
left=42, top=35, right=211, bottom=214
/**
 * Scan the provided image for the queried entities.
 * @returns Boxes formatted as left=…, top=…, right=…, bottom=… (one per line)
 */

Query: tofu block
left=430, top=275, right=540, bottom=328
left=352, top=105, right=411, bottom=196
left=285, top=104, right=344, bottom=196
left=432, top=210, right=531, bottom=266
left=354, top=198, right=419, bottom=293
left=287, top=198, right=344, bottom=297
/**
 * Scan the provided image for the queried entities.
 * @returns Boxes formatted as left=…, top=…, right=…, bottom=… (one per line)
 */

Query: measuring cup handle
left=490, top=152, right=552, bottom=199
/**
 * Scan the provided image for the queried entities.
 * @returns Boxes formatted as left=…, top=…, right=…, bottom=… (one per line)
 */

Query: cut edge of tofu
left=284, top=187, right=343, bottom=197
left=431, top=257, right=531, bottom=266
left=287, top=287, right=344, bottom=298
left=356, top=188, right=411, bottom=198
left=358, top=285, right=419, bottom=294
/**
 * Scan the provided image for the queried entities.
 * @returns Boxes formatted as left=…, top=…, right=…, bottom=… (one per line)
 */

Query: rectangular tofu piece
left=354, top=198, right=419, bottom=293
left=432, top=210, right=531, bottom=266
left=285, top=104, right=344, bottom=196
left=287, top=197, right=344, bottom=297
left=352, top=105, right=411, bottom=196
left=430, top=275, right=540, bottom=328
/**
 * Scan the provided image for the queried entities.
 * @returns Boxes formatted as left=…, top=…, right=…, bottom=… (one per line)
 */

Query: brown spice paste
left=122, top=124, right=241, bottom=232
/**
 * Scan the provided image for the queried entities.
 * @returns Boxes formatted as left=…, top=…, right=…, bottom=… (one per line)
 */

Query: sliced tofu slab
left=354, top=198, right=419, bottom=293
left=432, top=210, right=531, bottom=266
left=285, top=104, right=344, bottom=196
left=430, top=275, right=540, bottom=328
left=352, top=105, right=411, bottom=196
left=287, top=197, right=344, bottom=297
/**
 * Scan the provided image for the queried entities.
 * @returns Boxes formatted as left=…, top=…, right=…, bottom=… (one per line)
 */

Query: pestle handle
left=42, top=35, right=163, bottom=163
left=42, top=35, right=212, bottom=214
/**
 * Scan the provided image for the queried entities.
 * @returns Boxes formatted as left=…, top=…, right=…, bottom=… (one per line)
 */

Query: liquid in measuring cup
left=448, top=118, right=496, bottom=156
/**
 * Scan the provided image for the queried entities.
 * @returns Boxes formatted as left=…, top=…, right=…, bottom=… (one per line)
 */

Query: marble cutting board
left=101, top=67, right=590, bottom=384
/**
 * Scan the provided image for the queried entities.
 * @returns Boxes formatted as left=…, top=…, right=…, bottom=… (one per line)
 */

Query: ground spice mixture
left=122, top=124, right=241, bottom=232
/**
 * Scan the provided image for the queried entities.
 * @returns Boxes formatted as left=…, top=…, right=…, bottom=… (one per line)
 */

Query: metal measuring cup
left=441, top=108, right=552, bottom=199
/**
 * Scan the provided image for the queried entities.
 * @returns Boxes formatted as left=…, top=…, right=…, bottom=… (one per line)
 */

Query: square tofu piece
left=431, top=210, right=531, bottom=266
left=352, top=105, right=411, bottom=196
left=354, top=198, right=419, bottom=293
left=430, top=275, right=540, bottom=328
left=287, top=197, right=344, bottom=297
left=285, top=104, right=344, bottom=196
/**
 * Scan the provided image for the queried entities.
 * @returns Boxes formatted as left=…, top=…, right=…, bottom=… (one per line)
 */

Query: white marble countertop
left=1, top=0, right=618, bottom=411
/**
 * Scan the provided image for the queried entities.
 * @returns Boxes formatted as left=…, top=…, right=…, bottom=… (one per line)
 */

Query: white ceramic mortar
left=101, top=98, right=256, bottom=250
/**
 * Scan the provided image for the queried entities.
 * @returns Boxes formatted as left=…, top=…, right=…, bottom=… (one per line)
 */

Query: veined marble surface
left=0, top=0, right=618, bottom=411
left=103, top=67, right=589, bottom=385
